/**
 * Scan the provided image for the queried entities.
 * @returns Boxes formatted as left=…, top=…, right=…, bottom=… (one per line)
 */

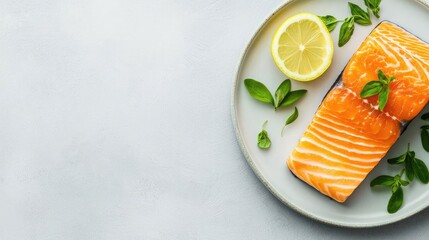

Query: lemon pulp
left=271, top=13, right=334, bottom=82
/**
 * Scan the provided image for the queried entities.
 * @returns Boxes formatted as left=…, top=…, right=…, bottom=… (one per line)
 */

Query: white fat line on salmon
left=307, top=126, right=388, bottom=150
left=344, top=87, right=402, bottom=122
left=301, top=134, right=385, bottom=156
left=378, top=31, right=429, bottom=63
left=301, top=170, right=362, bottom=182
left=318, top=109, right=395, bottom=134
left=323, top=183, right=357, bottom=190
left=295, top=144, right=379, bottom=166
left=374, top=35, right=429, bottom=77
left=289, top=156, right=367, bottom=175
left=312, top=115, right=391, bottom=145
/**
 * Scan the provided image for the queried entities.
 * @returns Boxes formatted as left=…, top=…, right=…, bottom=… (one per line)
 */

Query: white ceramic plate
left=232, top=0, right=429, bottom=227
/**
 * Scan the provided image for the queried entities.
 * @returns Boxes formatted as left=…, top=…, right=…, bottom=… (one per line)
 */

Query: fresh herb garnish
left=319, top=15, right=340, bottom=32
left=244, top=78, right=306, bottom=110
left=319, top=0, right=382, bottom=47
left=349, top=2, right=372, bottom=26
left=244, top=79, right=274, bottom=105
left=338, top=16, right=355, bottom=47
left=421, top=127, right=429, bottom=152
left=360, top=69, right=394, bottom=111
left=281, top=107, right=299, bottom=136
left=371, top=144, right=429, bottom=213
left=422, top=112, right=429, bottom=152
left=364, top=0, right=381, bottom=18
left=278, top=90, right=307, bottom=109
left=274, top=79, right=291, bottom=109
left=257, top=120, right=271, bottom=149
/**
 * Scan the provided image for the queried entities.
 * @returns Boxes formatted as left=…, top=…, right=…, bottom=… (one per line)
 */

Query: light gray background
left=1, top=0, right=428, bottom=239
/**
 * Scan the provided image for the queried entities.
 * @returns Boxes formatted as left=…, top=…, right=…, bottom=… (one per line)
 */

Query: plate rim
left=231, top=0, right=429, bottom=228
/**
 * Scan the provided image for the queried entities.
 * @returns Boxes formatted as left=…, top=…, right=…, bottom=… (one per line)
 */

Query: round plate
left=232, top=0, right=429, bottom=227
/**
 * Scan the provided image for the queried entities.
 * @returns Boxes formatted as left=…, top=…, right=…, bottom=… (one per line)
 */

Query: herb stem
left=262, top=120, right=268, bottom=130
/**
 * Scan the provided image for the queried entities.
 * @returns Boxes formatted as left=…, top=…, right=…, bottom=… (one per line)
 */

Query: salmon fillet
left=287, top=22, right=429, bottom=203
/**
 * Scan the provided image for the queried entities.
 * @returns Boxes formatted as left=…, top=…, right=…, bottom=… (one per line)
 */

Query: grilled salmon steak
left=287, top=21, right=429, bottom=202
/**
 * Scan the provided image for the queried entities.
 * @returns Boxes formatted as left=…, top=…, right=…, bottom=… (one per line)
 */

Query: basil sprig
left=421, top=112, right=429, bottom=152
left=360, top=69, right=394, bottom=111
left=319, top=0, right=382, bottom=47
left=364, top=0, right=381, bottom=18
left=371, top=144, right=429, bottom=213
left=257, top=120, right=271, bottom=149
left=244, top=79, right=307, bottom=110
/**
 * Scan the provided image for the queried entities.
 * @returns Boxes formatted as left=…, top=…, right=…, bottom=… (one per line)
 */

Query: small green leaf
left=257, top=129, right=271, bottom=149
left=388, top=76, right=395, bottom=84
left=413, top=158, right=429, bottom=184
left=360, top=81, right=383, bottom=98
left=377, top=69, right=388, bottom=83
left=278, top=90, right=307, bottom=109
left=282, top=107, right=299, bottom=136
left=370, top=175, right=395, bottom=187
left=319, top=15, right=339, bottom=32
left=405, top=155, right=415, bottom=181
left=338, top=17, right=355, bottom=47
left=274, top=79, right=291, bottom=108
left=364, top=0, right=381, bottom=18
left=348, top=2, right=372, bottom=26
left=387, top=186, right=403, bottom=214
left=421, top=130, right=429, bottom=152
left=378, top=85, right=389, bottom=111
left=400, top=179, right=409, bottom=186
left=421, top=125, right=429, bottom=130
left=391, top=182, right=400, bottom=193
left=387, top=153, right=406, bottom=165
left=422, top=112, right=429, bottom=121
left=286, top=107, right=299, bottom=125
left=244, top=79, right=274, bottom=105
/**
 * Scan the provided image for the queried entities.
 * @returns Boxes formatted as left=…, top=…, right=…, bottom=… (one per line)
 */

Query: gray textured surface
left=1, top=0, right=429, bottom=239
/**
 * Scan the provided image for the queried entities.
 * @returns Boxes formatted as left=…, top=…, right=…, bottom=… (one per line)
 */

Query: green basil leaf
left=348, top=2, right=372, bottom=26
left=400, top=179, right=409, bottom=186
left=421, top=130, right=429, bottom=152
left=360, top=81, right=383, bottom=98
left=378, top=85, right=389, bottom=111
left=286, top=107, right=299, bottom=125
left=319, top=15, right=339, bottom=32
left=257, top=129, right=271, bottom=149
left=281, top=107, right=299, bottom=136
left=413, top=158, right=429, bottom=184
left=365, top=0, right=381, bottom=18
left=274, top=79, right=291, bottom=108
left=377, top=69, right=388, bottom=83
left=388, top=186, right=403, bottom=214
left=421, top=112, right=429, bottom=121
left=421, top=125, right=429, bottom=130
left=388, top=76, right=395, bottom=84
left=370, top=175, right=395, bottom=187
left=405, top=155, right=415, bottom=181
left=387, top=153, right=406, bottom=165
left=278, top=90, right=307, bottom=108
left=338, top=17, right=355, bottom=47
left=244, top=79, right=274, bottom=105
left=391, top=182, right=400, bottom=193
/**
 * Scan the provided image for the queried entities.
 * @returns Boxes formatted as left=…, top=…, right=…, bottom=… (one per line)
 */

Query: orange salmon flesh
left=287, top=22, right=429, bottom=203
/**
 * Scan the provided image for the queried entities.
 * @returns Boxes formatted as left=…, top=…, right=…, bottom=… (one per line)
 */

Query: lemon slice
left=271, top=13, right=334, bottom=82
